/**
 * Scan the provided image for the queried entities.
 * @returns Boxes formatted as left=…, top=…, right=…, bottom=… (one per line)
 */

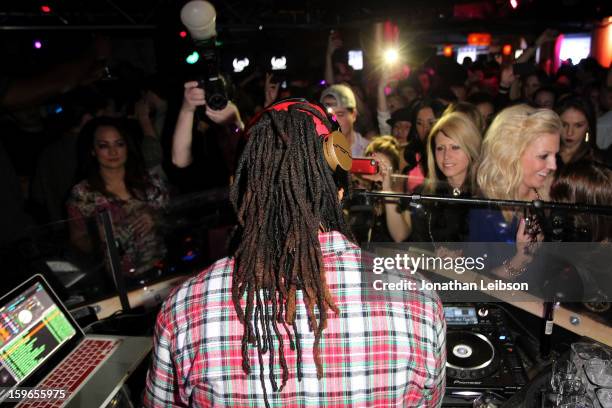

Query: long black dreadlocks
left=229, top=102, right=353, bottom=406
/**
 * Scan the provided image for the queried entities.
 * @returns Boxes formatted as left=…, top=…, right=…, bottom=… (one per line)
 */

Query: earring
left=585, top=131, right=590, bottom=143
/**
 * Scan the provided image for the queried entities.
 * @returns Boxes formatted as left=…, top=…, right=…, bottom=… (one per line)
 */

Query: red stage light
left=41, top=5, right=51, bottom=13
left=467, top=33, right=492, bottom=46
left=179, top=30, right=187, bottom=38
left=502, top=44, right=512, bottom=56
left=443, top=45, right=453, bottom=58
left=510, top=0, right=518, bottom=9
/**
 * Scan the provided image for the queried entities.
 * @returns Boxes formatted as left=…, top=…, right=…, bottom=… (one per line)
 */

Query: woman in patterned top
left=67, top=116, right=168, bottom=278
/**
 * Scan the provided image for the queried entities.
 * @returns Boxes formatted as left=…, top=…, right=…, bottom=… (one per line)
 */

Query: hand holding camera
left=353, top=153, right=394, bottom=190
left=205, top=102, right=243, bottom=130
left=182, top=81, right=206, bottom=113
left=181, top=81, right=243, bottom=129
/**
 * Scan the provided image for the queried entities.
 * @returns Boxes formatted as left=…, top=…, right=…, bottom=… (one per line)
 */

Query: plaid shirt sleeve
left=422, top=299, right=447, bottom=407
left=143, top=293, right=186, bottom=407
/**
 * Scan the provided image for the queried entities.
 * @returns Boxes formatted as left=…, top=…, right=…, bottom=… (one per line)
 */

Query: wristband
left=502, top=259, right=527, bottom=278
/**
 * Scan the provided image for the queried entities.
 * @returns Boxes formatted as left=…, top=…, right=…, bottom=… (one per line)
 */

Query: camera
left=195, top=46, right=228, bottom=110
left=181, top=1, right=228, bottom=111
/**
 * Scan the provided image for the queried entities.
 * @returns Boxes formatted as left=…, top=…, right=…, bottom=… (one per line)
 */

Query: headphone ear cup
left=323, top=131, right=352, bottom=172
left=322, top=134, right=338, bottom=170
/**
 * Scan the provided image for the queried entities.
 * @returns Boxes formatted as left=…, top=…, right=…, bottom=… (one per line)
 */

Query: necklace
left=533, top=188, right=541, bottom=200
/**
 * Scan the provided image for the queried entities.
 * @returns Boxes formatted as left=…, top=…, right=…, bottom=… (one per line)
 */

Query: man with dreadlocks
left=144, top=99, right=446, bottom=407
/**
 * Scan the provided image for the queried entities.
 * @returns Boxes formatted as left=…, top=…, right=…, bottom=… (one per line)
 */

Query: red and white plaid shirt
left=144, top=231, right=446, bottom=407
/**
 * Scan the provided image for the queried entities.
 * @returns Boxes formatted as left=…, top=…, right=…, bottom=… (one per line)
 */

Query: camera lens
left=207, top=93, right=228, bottom=110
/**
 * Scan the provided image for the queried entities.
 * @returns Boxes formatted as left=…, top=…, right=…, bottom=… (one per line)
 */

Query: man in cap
left=321, top=84, right=369, bottom=157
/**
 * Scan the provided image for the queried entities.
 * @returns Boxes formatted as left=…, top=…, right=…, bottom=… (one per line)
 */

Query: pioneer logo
left=453, top=380, right=483, bottom=385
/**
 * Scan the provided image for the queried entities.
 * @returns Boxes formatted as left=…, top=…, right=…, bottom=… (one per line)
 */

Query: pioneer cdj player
left=443, top=303, right=529, bottom=406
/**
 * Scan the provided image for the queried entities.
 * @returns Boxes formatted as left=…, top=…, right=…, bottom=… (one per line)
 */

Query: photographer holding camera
left=170, top=1, right=245, bottom=189
left=171, top=81, right=245, bottom=188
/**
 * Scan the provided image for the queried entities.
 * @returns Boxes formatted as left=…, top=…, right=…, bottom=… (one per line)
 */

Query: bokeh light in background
left=383, top=48, right=399, bottom=65
left=443, top=45, right=453, bottom=58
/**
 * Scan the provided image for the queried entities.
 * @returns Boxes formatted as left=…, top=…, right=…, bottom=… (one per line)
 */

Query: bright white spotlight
left=233, top=58, right=250, bottom=73
left=271, top=56, right=287, bottom=70
left=510, top=0, right=518, bottom=9
left=383, top=48, right=399, bottom=65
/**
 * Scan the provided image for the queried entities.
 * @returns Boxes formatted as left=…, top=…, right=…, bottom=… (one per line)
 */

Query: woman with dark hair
left=467, top=92, right=496, bottom=130
left=402, top=99, right=444, bottom=192
left=517, top=70, right=550, bottom=103
left=555, top=96, right=606, bottom=167
left=549, top=161, right=612, bottom=304
left=532, top=86, right=556, bottom=109
left=67, top=116, right=168, bottom=277
left=550, top=161, right=612, bottom=242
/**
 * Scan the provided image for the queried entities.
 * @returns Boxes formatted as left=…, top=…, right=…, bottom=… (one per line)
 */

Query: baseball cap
left=320, top=84, right=356, bottom=111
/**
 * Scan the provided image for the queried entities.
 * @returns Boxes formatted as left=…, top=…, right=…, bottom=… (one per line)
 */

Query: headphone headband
left=245, top=99, right=352, bottom=172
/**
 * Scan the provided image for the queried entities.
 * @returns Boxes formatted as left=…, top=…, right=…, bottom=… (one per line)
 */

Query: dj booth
left=68, top=269, right=610, bottom=407
left=1, top=188, right=610, bottom=407
left=66, top=246, right=610, bottom=408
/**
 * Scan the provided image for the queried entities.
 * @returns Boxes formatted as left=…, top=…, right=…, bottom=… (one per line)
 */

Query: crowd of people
left=1, top=29, right=612, bottom=284
left=0, top=27, right=611, bottom=407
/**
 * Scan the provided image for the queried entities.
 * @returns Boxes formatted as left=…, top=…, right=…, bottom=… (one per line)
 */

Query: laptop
left=0, top=274, right=151, bottom=408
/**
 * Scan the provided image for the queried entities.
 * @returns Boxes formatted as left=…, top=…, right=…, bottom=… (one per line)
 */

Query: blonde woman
left=386, top=111, right=482, bottom=243
left=468, top=104, right=562, bottom=276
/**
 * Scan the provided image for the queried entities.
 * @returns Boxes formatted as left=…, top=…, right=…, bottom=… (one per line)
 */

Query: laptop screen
left=0, top=280, right=77, bottom=394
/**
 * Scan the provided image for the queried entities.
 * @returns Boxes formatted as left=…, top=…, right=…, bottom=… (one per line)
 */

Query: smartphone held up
left=351, top=157, right=379, bottom=175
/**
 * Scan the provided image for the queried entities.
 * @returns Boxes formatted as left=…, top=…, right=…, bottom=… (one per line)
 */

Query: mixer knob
left=477, top=307, right=489, bottom=317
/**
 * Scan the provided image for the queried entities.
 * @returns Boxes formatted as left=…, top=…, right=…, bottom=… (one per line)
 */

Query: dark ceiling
left=1, top=0, right=610, bottom=77
left=1, top=0, right=610, bottom=33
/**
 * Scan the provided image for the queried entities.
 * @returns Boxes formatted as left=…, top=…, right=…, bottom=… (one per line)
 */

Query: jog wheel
left=446, top=331, right=498, bottom=379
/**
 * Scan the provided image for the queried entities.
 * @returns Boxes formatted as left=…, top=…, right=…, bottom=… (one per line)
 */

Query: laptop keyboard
left=16, top=339, right=119, bottom=408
